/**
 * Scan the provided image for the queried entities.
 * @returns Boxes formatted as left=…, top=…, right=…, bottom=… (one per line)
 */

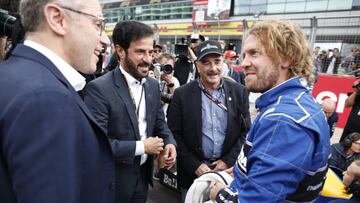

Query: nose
left=100, top=32, right=110, bottom=46
left=241, top=55, right=251, bottom=68
left=142, top=51, right=152, bottom=64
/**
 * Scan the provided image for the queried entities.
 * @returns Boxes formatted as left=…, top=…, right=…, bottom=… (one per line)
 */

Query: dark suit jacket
left=84, top=67, right=176, bottom=202
left=0, top=44, right=115, bottom=203
left=167, top=78, right=251, bottom=189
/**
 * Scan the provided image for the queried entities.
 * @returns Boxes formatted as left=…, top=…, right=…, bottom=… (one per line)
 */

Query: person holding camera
left=329, top=160, right=360, bottom=203
left=340, top=79, right=360, bottom=142
left=159, top=53, right=180, bottom=99
left=167, top=40, right=251, bottom=202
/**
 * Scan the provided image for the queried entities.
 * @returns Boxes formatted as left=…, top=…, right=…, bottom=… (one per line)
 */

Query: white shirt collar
left=24, top=40, right=86, bottom=91
left=119, top=65, right=146, bottom=86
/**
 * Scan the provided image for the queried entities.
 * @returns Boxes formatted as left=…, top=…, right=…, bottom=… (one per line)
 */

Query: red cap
left=224, top=50, right=238, bottom=59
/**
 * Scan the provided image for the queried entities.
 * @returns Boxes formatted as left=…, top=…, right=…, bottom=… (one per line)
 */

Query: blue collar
left=255, top=77, right=308, bottom=109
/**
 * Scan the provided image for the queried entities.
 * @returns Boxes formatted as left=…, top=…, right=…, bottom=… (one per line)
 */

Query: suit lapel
left=143, top=81, right=152, bottom=137
left=191, top=82, right=203, bottom=146
left=113, top=68, right=141, bottom=140
left=223, top=80, right=233, bottom=147
left=13, top=45, right=104, bottom=132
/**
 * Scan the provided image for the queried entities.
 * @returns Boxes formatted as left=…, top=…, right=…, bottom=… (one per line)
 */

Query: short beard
left=122, top=55, right=149, bottom=80
left=246, top=65, right=279, bottom=93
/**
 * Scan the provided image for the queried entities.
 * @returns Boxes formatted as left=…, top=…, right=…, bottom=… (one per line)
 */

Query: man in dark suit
left=84, top=21, right=177, bottom=203
left=167, top=40, right=251, bottom=201
left=0, top=0, right=115, bottom=202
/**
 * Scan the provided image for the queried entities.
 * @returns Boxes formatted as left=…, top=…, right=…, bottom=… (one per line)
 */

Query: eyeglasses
left=59, top=5, right=106, bottom=36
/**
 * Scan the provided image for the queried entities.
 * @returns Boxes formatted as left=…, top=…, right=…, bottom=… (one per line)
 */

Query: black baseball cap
left=196, top=40, right=223, bottom=61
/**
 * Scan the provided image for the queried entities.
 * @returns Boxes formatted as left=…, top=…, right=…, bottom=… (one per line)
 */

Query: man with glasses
left=0, top=0, right=115, bottom=202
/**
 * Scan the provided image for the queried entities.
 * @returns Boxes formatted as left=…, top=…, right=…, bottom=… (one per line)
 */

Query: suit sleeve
left=167, top=89, right=202, bottom=174
left=3, top=87, right=85, bottom=202
left=84, top=82, right=136, bottom=161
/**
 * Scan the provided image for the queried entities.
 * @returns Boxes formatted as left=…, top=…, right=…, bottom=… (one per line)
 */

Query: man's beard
left=246, top=65, right=279, bottom=93
left=123, top=55, right=150, bottom=80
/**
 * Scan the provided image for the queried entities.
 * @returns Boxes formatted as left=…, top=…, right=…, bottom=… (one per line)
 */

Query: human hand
left=144, top=136, right=164, bottom=155
left=161, top=73, right=173, bottom=84
left=224, top=167, right=234, bottom=177
left=159, top=144, right=176, bottom=169
left=195, top=163, right=211, bottom=177
left=209, top=182, right=227, bottom=200
left=212, top=160, right=228, bottom=171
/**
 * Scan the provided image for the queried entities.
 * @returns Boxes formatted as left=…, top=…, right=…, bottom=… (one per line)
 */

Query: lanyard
left=198, top=79, right=227, bottom=112
left=122, top=74, right=144, bottom=122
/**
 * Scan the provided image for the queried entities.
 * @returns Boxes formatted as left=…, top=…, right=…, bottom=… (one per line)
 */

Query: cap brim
left=197, top=51, right=223, bottom=61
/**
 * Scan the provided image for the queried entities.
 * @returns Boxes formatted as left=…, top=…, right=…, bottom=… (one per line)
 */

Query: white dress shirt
left=24, top=40, right=86, bottom=91
left=119, top=65, right=148, bottom=165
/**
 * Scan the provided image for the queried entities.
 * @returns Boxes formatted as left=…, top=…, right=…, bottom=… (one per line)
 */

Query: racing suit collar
left=255, top=77, right=308, bottom=109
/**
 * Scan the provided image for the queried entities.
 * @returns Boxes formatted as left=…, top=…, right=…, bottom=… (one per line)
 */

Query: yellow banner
left=105, top=21, right=254, bottom=36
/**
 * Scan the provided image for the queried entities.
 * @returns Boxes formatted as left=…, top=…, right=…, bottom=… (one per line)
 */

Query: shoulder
left=262, top=91, right=322, bottom=124
left=174, top=80, right=197, bottom=94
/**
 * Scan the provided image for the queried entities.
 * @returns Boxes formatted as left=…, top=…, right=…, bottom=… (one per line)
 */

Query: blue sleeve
left=237, top=116, right=316, bottom=202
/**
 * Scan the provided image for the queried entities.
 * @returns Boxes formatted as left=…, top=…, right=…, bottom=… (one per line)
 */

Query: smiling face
left=241, top=34, right=285, bottom=93
left=65, top=0, right=109, bottom=74
left=196, top=53, right=223, bottom=90
left=119, top=36, right=154, bottom=80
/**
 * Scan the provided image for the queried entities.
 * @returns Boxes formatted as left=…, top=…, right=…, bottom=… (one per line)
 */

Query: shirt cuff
left=135, top=141, right=145, bottom=156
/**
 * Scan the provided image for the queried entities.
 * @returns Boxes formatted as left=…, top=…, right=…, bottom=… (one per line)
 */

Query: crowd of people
left=0, top=0, right=360, bottom=203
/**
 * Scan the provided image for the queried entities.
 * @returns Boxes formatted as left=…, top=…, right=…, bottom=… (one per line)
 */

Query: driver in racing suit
left=210, top=20, right=330, bottom=203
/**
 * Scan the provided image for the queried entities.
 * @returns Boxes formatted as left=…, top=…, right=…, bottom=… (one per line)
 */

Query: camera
left=174, top=44, right=188, bottom=57
left=160, top=64, right=173, bottom=75
left=0, top=9, right=16, bottom=38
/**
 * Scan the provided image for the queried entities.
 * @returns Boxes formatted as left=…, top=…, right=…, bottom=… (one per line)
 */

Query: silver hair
left=19, top=0, right=82, bottom=33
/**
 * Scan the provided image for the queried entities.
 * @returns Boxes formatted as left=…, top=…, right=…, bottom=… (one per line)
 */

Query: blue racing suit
left=224, top=77, right=330, bottom=202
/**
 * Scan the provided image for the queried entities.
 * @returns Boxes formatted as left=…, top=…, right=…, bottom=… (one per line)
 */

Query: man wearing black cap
left=167, top=40, right=251, bottom=202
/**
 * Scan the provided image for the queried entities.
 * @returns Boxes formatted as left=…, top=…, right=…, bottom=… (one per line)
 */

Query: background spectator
left=321, top=98, right=339, bottom=138
left=329, top=132, right=360, bottom=172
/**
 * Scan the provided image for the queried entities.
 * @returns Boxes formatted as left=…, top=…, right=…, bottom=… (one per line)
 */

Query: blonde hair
left=246, top=20, right=313, bottom=82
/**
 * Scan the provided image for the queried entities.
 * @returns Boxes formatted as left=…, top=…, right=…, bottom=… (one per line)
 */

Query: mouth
left=245, top=71, right=256, bottom=77
left=138, top=65, right=149, bottom=73
left=94, top=49, right=101, bottom=56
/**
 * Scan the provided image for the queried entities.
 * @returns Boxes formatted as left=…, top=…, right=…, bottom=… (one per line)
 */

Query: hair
left=245, top=20, right=313, bottom=83
left=321, top=98, right=336, bottom=111
left=341, top=132, right=360, bottom=149
left=20, top=0, right=81, bottom=33
left=112, top=21, right=154, bottom=52
left=159, top=53, right=175, bottom=63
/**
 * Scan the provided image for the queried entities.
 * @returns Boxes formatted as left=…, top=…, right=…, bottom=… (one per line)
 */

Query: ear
left=43, top=4, right=67, bottom=36
left=115, top=45, right=125, bottom=60
left=280, top=59, right=291, bottom=69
